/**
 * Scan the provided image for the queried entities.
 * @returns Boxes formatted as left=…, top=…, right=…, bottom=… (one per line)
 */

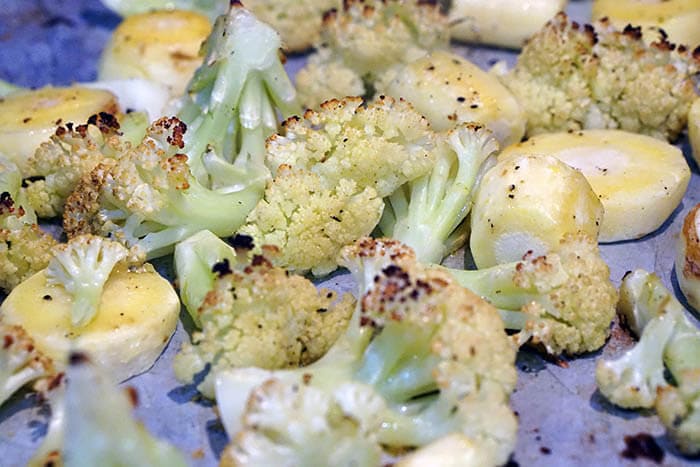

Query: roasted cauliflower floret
left=0, top=157, right=57, bottom=292
left=500, top=12, right=700, bottom=140
left=0, top=324, right=55, bottom=408
left=24, top=113, right=143, bottom=219
left=240, top=165, right=383, bottom=276
left=296, top=0, right=450, bottom=108
left=240, top=96, right=437, bottom=275
left=443, top=233, right=618, bottom=356
left=173, top=250, right=355, bottom=397
left=215, top=238, right=518, bottom=467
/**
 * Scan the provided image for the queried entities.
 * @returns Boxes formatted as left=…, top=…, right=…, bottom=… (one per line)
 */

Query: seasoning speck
left=621, top=433, right=664, bottom=463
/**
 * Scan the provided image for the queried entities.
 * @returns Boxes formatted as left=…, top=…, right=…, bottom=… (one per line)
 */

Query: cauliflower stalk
left=239, top=96, right=437, bottom=275
left=215, top=237, right=518, bottom=466
left=173, top=247, right=355, bottom=397
left=0, top=324, right=54, bottom=408
left=28, top=352, right=187, bottom=466
left=295, top=0, right=450, bottom=108
left=173, top=229, right=238, bottom=326
left=441, top=233, right=618, bottom=356
left=500, top=12, right=700, bottom=140
left=379, top=122, right=499, bottom=264
left=596, top=269, right=700, bottom=456
left=175, top=3, right=300, bottom=188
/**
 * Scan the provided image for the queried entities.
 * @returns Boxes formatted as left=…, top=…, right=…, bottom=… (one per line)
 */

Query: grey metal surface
left=0, top=0, right=699, bottom=465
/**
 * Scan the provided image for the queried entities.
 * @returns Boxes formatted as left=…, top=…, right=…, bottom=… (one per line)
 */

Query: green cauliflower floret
left=220, top=379, right=386, bottom=467
left=24, top=112, right=147, bottom=218
left=175, top=2, right=300, bottom=188
left=173, top=249, right=355, bottom=398
left=442, top=233, right=618, bottom=356
left=0, top=157, right=58, bottom=292
left=45, top=234, right=138, bottom=327
left=596, top=269, right=700, bottom=456
left=500, top=12, right=700, bottom=140
left=380, top=122, right=499, bottom=264
left=0, top=324, right=55, bottom=408
left=240, top=96, right=436, bottom=275
left=27, top=352, right=187, bottom=467
left=215, top=237, right=518, bottom=467
left=296, top=0, right=449, bottom=109
left=62, top=116, right=264, bottom=258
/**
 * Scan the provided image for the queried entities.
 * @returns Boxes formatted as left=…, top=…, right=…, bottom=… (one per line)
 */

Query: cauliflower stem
left=175, top=2, right=301, bottom=188
left=380, top=122, right=498, bottom=263
left=441, top=233, right=618, bottom=356
left=28, top=353, right=187, bottom=466
left=173, top=229, right=238, bottom=326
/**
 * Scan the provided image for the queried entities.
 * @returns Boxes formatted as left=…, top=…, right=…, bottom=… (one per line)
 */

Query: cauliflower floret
left=27, top=352, right=187, bottom=466
left=215, top=237, right=518, bottom=466
left=45, top=235, right=136, bottom=327
left=444, top=233, right=619, bottom=356
left=501, top=12, right=700, bottom=140
left=596, top=270, right=700, bottom=455
left=295, top=50, right=365, bottom=110
left=241, top=96, right=437, bottom=274
left=24, top=112, right=140, bottom=218
left=62, top=116, right=264, bottom=259
left=245, top=0, right=340, bottom=52
left=220, top=379, right=386, bottom=467
left=240, top=165, right=384, bottom=275
left=0, top=157, right=58, bottom=292
left=320, top=0, right=449, bottom=77
left=267, top=96, right=437, bottom=197
left=297, top=0, right=449, bottom=107
left=0, top=223, right=57, bottom=293
left=173, top=250, right=355, bottom=397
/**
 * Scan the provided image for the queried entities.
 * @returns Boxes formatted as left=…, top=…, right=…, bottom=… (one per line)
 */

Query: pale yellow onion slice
left=449, top=0, right=567, bottom=49
left=676, top=203, right=700, bottom=312
left=500, top=129, right=690, bottom=242
left=376, top=50, right=525, bottom=147
left=98, top=9, right=211, bottom=95
left=592, top=0, right=700, bottom=48
left=0, top=264, right=179, bottom=382
left=469, top=153, right=603, bottom=268
left=0, top=86, right=118, bottom=172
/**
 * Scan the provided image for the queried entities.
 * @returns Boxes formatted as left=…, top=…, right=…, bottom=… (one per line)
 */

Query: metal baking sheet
left=1, top=1, right=699, bottom=465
